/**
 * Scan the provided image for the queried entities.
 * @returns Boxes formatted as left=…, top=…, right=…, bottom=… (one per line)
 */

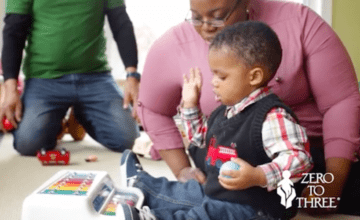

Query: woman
left=138, top=0, right=360, bottom=216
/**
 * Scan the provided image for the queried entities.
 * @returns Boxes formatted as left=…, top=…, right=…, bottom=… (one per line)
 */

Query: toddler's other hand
left=178, top=167, right=206, bottom=184
left=219, top=158, right=265, bottom=190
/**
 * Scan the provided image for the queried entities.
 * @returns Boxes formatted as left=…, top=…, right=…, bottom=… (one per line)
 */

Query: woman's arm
left=301, top=6, right=360, bottom=213
left=138, top=104, right=191, bottom=177
left=302, top=8, right=360, bottom=161
left=137, top=30, right=192, bottom=177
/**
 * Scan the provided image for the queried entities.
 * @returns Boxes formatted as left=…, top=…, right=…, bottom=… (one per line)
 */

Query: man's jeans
left=13, top=72, right=139, bottom=155
left=133, top=171, right=277, bottom=220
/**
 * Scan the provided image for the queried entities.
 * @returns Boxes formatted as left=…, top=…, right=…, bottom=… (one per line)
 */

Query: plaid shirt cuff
left=180, top=107, right=200, bottom=120
left=259, top=163, right=282, bottom=191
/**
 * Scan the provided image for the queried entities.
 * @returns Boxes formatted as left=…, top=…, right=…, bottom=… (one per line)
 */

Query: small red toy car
left=37, top=148, right=70, bottom=165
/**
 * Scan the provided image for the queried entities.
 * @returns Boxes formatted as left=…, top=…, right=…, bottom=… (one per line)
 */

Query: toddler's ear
left=249, top=67, right=265, bottom=87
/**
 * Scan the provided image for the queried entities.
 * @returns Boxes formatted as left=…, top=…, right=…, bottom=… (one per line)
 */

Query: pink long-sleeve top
left=138, top=0, right=360, bottom=161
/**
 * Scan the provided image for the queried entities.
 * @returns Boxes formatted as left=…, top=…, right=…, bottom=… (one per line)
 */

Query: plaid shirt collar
left=225, top=87, right=272, bottom=118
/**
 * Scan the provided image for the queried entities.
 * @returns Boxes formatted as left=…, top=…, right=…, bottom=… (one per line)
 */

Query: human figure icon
left=277, top=170, right=296, bottom=209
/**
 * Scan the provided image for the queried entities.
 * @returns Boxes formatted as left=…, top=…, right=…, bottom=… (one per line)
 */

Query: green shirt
left=6, top=0, right=124, bottom=79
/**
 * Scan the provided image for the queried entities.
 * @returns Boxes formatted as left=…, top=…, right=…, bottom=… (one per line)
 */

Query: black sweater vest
left=198, top=94, right=300, bottom=219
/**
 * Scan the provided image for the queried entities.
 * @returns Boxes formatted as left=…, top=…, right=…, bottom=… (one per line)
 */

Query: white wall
left=106, top=0, right=190, bottom=79
left=276, top=0, right=332, bottom=25
left=304, top=0, right=332, bottom=26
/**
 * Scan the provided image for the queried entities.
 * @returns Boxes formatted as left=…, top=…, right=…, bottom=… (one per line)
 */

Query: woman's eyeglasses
left=185, top=0, right=240, bottom=27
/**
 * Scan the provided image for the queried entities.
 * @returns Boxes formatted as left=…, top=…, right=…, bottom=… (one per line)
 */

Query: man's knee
left=14, top=146, right=38, bottom=156
left=122, top=135, right=137, bottom=150
left=101, top=117, right=139, bottom=152
left=14, top=137, right=41, bottom=156
left=13, top=130, right=56, bottom=156
left=106, top=133, right=137, bottom=152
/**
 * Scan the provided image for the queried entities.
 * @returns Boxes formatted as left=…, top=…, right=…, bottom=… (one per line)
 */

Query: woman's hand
left=218, top=158, right=267, bottom=190
left=182, top=68, right=202, bottom=108
left=178, top=167, right=206, bottom=184
left=300, top=157, right=350, bottom=216
left=300, top=181, right=340, bottom=216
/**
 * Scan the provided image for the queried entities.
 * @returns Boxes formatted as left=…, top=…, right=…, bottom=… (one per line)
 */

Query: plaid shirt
left=181, top=87, right=313, bottom=191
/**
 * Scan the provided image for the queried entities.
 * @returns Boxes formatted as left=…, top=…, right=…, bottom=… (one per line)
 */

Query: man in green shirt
left=1, top=0, right=140, bottom=155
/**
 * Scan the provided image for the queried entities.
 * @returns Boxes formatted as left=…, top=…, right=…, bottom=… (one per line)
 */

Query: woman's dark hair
left=210, top=21, right=282, bottom=76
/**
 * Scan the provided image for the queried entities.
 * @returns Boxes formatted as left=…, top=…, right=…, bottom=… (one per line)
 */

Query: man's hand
left=0, top=79, right=22, bottom=132
left=178, top=167, right=206, bottom=184
left=123, top=76, right=140, bottom=123
left=218, top=158, right=267, bottom=190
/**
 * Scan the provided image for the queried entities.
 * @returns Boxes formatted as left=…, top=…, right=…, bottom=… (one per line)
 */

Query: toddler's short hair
left=210, top=21, right=282, bottom=76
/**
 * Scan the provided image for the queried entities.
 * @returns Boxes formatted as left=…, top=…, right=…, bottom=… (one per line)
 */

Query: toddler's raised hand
left=182, top=68, right=202, bottom=108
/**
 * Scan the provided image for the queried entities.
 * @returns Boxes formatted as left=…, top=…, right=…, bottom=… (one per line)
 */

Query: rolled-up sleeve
left=137, top=104, right=184, bottom=152
left=302, top=7, right=360, bottom=161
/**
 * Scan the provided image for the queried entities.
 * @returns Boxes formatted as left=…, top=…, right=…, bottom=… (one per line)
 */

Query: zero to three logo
left=277, top=172, right=339, bottom=209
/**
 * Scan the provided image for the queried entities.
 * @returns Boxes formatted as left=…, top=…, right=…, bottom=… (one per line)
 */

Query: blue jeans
left=13, top=72, right=139, bottom=155
left=134, top=171, right=276, bottom=220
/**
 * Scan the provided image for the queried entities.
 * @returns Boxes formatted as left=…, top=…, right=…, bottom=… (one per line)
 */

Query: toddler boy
left=120, top=21, right=313, bottom=220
